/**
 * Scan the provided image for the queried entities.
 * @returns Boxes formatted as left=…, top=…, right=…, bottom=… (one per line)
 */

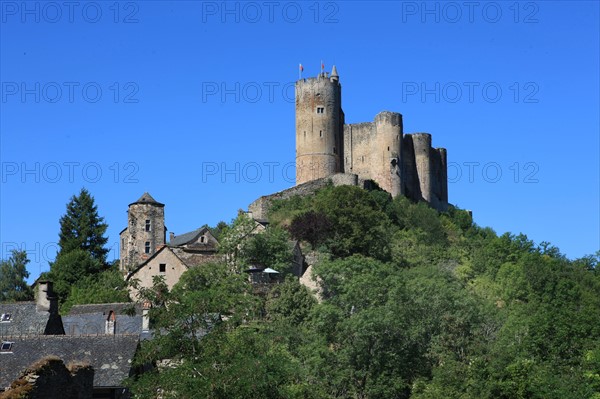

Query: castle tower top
left=331, top=65, right=339, bottom=81
left=129, top=192, right=164, bottom=207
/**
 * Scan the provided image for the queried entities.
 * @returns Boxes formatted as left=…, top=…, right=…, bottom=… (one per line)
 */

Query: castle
left=296, top=66, right=448, bottom=210
left=250, top=65, right=449, bottom=218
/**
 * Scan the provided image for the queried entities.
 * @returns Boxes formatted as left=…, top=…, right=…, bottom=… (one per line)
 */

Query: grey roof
left=0, top=335, right=139, bottom=389
left=128, top=192, right=164, bottom=207
left=67, top=303, right=141, bottom=316
left=331, top=65, right=339, bottom=77
left=63, top=314, right=142, bottom=336
left=168, top=226, right=208, bottom=247
left=64, top=303, right=143, bottom=336
left=0, top=302, right=63, bottom=337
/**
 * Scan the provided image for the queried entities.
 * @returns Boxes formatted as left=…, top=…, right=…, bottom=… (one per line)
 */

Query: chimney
left=169, top=232, right=175, bottom=242
left=36, top=281, right=58, bottom=313
left=142, top=301, right=151, bottom=332
left=105, top=311, right=116, bottom=335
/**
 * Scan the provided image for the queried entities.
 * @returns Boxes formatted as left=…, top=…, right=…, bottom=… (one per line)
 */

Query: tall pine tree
left=57, top=188, right=109, bottom=263
left=50, top=188, right=109, bottom=300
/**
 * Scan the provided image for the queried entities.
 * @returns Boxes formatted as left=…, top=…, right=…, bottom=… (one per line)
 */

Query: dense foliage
left=0, top=249, right=33, bottom=301
left=128, top=185, right=600, bottom=398
left=47, top=188, right=122, bottom=306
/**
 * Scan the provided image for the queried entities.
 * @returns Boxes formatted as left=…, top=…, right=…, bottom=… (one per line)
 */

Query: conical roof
left=331, top=65, right=339, bottom=78
left=129, top=192, right=164, bottom=207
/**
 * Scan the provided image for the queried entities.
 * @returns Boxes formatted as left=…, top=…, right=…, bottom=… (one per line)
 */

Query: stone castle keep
left=295, top=66, right=448, bottom=211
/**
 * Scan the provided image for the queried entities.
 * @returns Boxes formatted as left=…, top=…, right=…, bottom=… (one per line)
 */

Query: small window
left=0, top=314, right=11, bottom=322
left=200, top=236, right=205, bottom=243
left=145, top=220, right=151, bottom=232
left=317, top=107, right=324, bottom=114
left=333, top=147, right=337, bottom=154
left=159, top=264, right=166, bottom=273
left=145, top=242, right=151, bottom=254
left=1, top=342, right=13, bottom=352
left=387, top=146, right=390, bottom=151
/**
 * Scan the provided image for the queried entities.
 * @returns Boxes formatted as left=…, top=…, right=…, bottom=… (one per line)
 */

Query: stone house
left=0, top=284, right=141, bottom=398
left=119, top=194, right=222, bottom=298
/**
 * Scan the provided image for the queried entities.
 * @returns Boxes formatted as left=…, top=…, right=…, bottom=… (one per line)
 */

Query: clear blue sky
left=1, top=1, right=598, bottom=281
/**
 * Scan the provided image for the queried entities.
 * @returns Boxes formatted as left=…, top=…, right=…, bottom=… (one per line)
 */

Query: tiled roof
left=67, top=303, right=141, bottom=316
left=0, top=335, right=139, bottom=390
left=168, top=227, right=208, bottom=247
left=64, top=303, right=144, bottom=336
left=128, top=192, right=164, bottom=207
left=0, top=302, right=63, bottom=337
left=63, top=314, right=142, bottom=336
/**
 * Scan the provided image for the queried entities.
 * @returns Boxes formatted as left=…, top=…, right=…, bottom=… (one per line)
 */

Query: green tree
left=56, top=188, right=109, bottom=264
left=240, top=226, right=294, bottom=274
left=0, top=249, right=33, bottom=301
left=288, top=211, right=332, bottom=250
left=50, top=249, right=105, bottom=301
left=312, top=185, right=393, bottom=260
left=49, top=189, right=110, bottom=301
left=61, top=267, right=131, bottom=313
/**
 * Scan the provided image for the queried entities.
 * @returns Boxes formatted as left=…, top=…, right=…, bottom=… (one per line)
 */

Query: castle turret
left=119, top=193, right=166, bottom=272
left=295, top=66, right=343, bottom=184
left=373, top=111, right=403, bottom=197
left=411, top=133, right=434, bottom=204
left=435, top=148, right=448, bottom=211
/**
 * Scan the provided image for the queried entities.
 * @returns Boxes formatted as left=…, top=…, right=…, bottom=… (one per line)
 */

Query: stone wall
left=248, top=173, right=359, bottom=220
left=295, top=74, right=343, bottom=184
left=295, top=70, right=448, bottom=212
left=2, top=357, right=93, bottom=399
left=120, top=202, right=166, bottom=271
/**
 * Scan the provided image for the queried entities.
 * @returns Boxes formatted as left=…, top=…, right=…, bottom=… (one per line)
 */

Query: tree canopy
left=126, top=186, right=600, bottom=399
left=49, top=188, right=112, bottom=303
left=0, top=249, right=33, bottom=302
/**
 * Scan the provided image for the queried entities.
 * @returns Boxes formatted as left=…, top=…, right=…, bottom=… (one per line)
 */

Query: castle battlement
left=296, top=66, right=448, bottom=211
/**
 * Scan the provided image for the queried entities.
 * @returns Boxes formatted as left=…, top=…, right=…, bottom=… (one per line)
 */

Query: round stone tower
left=373, top=111, right=403, bottom=197
left=119, top=192, right=165, bottom=272
left=411, top=133, right=433, bottom=203
left=295, top=65, right=343, bottom=185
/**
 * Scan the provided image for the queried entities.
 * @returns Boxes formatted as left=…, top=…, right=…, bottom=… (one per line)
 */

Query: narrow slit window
left=145, top=220, right=151, bottom=232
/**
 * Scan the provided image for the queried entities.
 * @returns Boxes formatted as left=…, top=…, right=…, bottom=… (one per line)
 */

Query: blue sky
left=1, top=1, right=598, bottom=281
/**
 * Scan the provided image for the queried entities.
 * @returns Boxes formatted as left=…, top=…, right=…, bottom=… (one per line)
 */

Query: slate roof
left=0, top=334, right=139, bottom=390
left=169, top=226, right=209, bottom=247
left=128, top=192, right=164, bottom=207
left=0, top=302, right=63, bottom=337
left=67, top=303, right=142, bottom=316
left=63, top=303, right=144, bottom=336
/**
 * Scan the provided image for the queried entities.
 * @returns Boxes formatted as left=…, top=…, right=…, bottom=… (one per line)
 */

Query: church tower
left=295, top=65, right=344, bottom=184
left=119, top=193, right=166, bottom=272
